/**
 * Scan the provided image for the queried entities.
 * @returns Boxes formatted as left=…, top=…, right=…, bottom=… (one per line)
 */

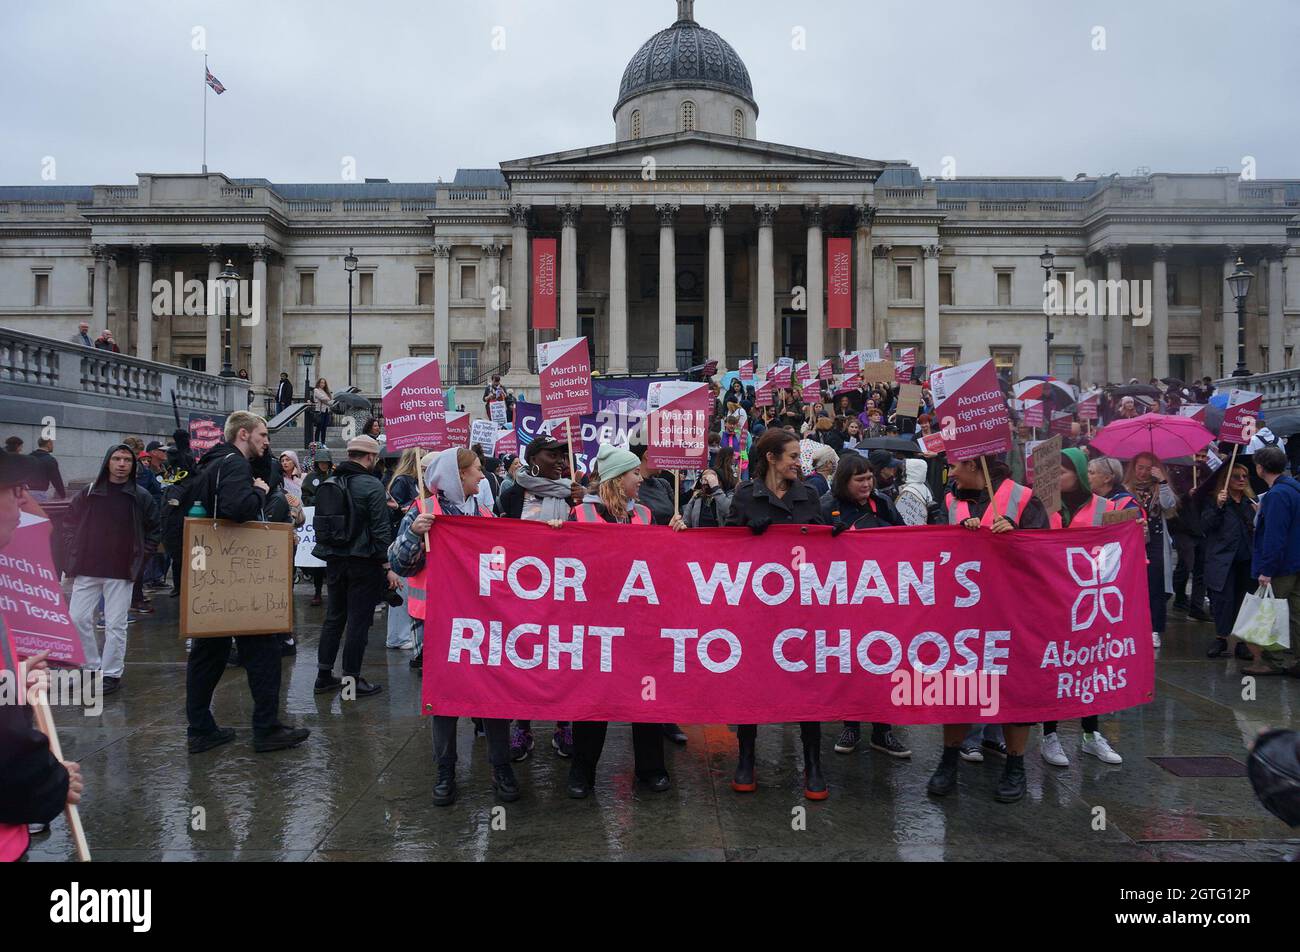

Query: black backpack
left=312, top=475, right=355, bottom=547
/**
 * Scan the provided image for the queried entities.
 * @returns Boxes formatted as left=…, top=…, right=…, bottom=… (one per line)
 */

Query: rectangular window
left=459, top=264, right=477, bottom=300
left=992, top=347, right=1018, bottom=379
left=938, top=271, right=953, bottom=306
left=996, top=271, right=1012, bottom=306
left=1050, top=349, right=1076, bottom=382
left=34, top=272, right=50, bottom=306
left=186, top=355, right=206, bottom=373
left=289, top=348, right=318, bottom=393
left=87, top=268, right=95, bottom=307
left=1169, top=354, right=1190, bottom=382
left=352, top=349, right=380, bottom=394
left=577, top=254, right=588, bottom=292
left=358, top=272, right=374, bottom=306
left=1167, top=269, right=1179, bottom=307
left=409, top=346, right=436, bottom=357
left=896, top=264, right=913, bottom=300
left=938, top=347, right=962, bottom=367
left=299, top=272, right=315, bottom=306
left=418, top=272, right=433, bottom=305
left=456, top=347, right=479, bottom=385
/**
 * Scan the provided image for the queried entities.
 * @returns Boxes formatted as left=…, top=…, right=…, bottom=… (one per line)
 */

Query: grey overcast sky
left=3, top=0, right=1297, bottom=185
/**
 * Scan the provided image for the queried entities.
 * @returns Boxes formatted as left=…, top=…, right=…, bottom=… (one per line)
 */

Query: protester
left=184, top=411, right=310, bottom=753
left=682, top=466, right=732, bottom=527
left=64, top=444, right=159, bottom=697
left=866, top=449, right=904, bottom=500
left=628, top=439, right=677, bottom=526
left=1249, top=445, right=1300, bottom=676
left=1199, top=462, right=1259, bottom=661
left=725, top=428, right=829, bottom=799
left=299, top=448, right=333, bottom=605
left=26, top=438, right=65, bottom=501
left=804, top=443, right=838, bottom=497
left=275, top=372, right=293, bottom=415
left=94, top=330, right=119, bottom=352
left=311, top=378, right=333, bottom=444
left=1125, top=452, right=1177, bottom=649
left=1170, top=453, right=1212, bottom=623
left=4, top=437, right=22, bottom=455
left=312, top=434, right=394, bottom=698
left=895, top=457, right=937, bottom=526
left=70, top=321, right=93, bottom=346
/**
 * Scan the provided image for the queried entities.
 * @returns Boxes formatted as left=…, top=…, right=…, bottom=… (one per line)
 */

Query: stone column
left=756, top=204, right=777, bottom=368
left=433, top=241, right=451, bottom=366
left=508, top=204, right=530, bottom=375
left=482, top=242, right=502, bottom=370
left=111, top=251, right=130, bottom=345
left=607, top=204, right=630, bottom=375
left=854, top=205, right=875, bottom=350
left=656, top=203, right=679, bottom=372
left=1222, top=246, right=1243, bottom=378
left=134, top=245, right=155, bottom=360
left=90, top=245, right=110, bottom=342
left=1086, top=257, right=1105, bottom=388
left=804, top=205, right=824, bottom=368
left=923, top=244, right=942, bottom=364
left=707, top=203, right=727, bottom=372
left=1267, top=247, right=1286, bottom=373
left=205, top=245, right=222, bottom=373
left=250, top=245, right=269, bottom=398
left=559, top=204, right=580, bottom=340
left=1103, top=245, right=1124, bottom=384
left=1151, top=245, right=1170, bottom=380
left=872, top=244, right=891, bottom=353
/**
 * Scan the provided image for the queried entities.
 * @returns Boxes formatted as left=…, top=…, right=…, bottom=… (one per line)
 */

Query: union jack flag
left=205, top=68, right=226, bottom=95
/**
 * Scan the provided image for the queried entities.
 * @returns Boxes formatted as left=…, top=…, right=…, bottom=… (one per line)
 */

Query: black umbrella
left=331, top=390, right=372, bottom=413
left=1264, top=412, right=1300, bottom=438
left=1107, top=384, right=1162, bottom=400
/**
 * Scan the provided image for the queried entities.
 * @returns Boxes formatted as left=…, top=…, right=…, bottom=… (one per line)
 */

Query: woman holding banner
left=390, top=449, right=519, bottom=807
left=927, top=454, right=1049, bottom=804
left=725, top=428, right=830, bottom=799
left=1124, top=452, right=1177, bottom=649
left=565, top=443, right=686, bottom=799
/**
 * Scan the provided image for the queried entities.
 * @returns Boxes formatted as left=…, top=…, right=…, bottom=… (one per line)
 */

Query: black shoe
left=834, top=723, right=861, bottom=753
left=981, top=738, right=1008, bottom=758
left=168, top=588, right=180, bottom=598
left=566, top=764, right=592, bottom=799
left=1286, top=663, right=1300, bottom=680
left=1172, top=598, right=1189, bottom=613
left=1235, top=641, right=1255, bottom=661
left=1207, top=638, right=1229, bottom=658
left=732, top=734, right=757, bottom=792
left=662, top=723, right=687, bottom=744
left=803, top=742, right=828, bottom=800
left=926, top=747, right=960, bottom=797
left=188, top=727, right=236, bottom=754
left=492, top=764, right=520, bottom=802
left=434, top=765, right=457, bottom=806
left=995, top=754, right=1027, bottom=803
left=637, top=770, right=671, bottom=792
left=101, top=675, right=122, bottom=696
left=869, top=729, right=912, bottom=758
left=1188, top=607, right=1211, bottom=622
left=409, top=649, right=423, bottom=670
left=314, top=672, right=343, bottom=694
left=472, top=717, right=486, bottom=737
left=280, top=638, right=297, bottom=657
left=348, top=676, right=383, bottom=698
left=253, top=725, right=310, bottom=753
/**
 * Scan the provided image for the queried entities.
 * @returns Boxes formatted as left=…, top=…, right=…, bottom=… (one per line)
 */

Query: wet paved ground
left=27, top=583, right=1300, bottom=862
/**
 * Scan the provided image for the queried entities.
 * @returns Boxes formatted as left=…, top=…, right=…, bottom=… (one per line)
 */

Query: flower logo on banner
left=1066, top=544, right=1124, bottom=631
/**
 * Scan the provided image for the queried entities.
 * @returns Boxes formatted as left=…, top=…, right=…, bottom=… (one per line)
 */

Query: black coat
left=726, top=477, right=827, bottom=531
left=311, top=460, right=392, bottom=562
left=1200, top=494, right=1257, bottom=593
left=820, top=490, right=901, bottom=530
left=194, top=442, right=266, bottom=524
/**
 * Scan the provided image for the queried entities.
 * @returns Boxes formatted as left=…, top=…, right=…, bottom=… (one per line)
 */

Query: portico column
left=656, top=203, right=679, bottom=372
left=923, top=244, right=942, bottom=364
left=1222, top=246, right=1242, bottom=378
left=1267, top=247, right=1286, bottom=373
left=482, top=242, right=502, bottom=370
left=250, top=245, right=269, bottom=397
left=433, top=241, right=450, bottom=365
left=854, top=205, right=875, bottom=350
left=204, top=245, right=222, bottom=372
left=134, top=245, right=155, bottom=360
left=1151, top=245, right=1170, bottom=380
left=706, top=203, right=727, bottom=372
left=92, top=245, right=109, bottom=337
left=871, top=244, right=891, bottom=354
left=607, top=204, right=630, bottom=375
left=756, top=204, right=776, bottom=368
left=559, top=204, right=580, bottom=340
left=1086, top=256, right=1105, bottom=387
left=1103, top=245, right=1124, bottom=384
left=804, top=205, right=825, bottom=368
left=508, top=204, right=530, bottom=375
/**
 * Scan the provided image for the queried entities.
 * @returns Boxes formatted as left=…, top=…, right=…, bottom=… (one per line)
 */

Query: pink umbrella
left=1088, top=415, right=1215, bottom=460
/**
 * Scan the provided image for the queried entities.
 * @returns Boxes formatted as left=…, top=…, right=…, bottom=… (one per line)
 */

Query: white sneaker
left=1041, top=731, right=1070, bottom=766
left=1152, top=631, right=1161, bottom=649
left=1081, top=732, right=1123, bottom=764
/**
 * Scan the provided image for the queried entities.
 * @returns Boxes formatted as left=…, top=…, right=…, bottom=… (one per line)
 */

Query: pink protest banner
left=770, top=362, right=792, bottom=388
left=817, top=358, right=834, bottom=381
left=537, top=336, right=594, bottom=421
left=738, top=358, right=755, bottom=381
left=1, top=512, right=85, bottom=667
left=842, top=352, right=862, bottom=373
left=445, top=411, right=471, bottom=448
left=1218, top=389, right=1263, bottom=445
left=795, top=361, right=812, bottom=385
left=1075, top=390, right=1100, bottom=421
left=380, top=357, right=447, bottom=451
left=645, top=381, right=711, bottom=470
left=894, top=347, right=917, bottom=383
left=753, top=379, right=775, bottom=407
left=827, top=237, right=852, bottom=329
left=421, top=518, right=1155, bottom=724
left=833, top=374, right=862, bottom=396
left=930, top=358, right=1013, bottom=462
left=1020, top=399, right=1046, bottom=429
left=801, top=383, right=825, bottom=404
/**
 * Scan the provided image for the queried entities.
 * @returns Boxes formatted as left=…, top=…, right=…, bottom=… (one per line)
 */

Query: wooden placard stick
left=415, top=446, right=431, bottom=553
left=979, top=455, right=999, bottom=521
left=673, top=470, right=680, bottom=520
left=32, top=695, right=90, bottom=862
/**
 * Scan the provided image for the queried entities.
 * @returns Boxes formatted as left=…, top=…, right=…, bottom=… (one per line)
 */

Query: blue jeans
left=385, top=578, right=413, bottom=647
left=962, top=723, right=1004, bottom=748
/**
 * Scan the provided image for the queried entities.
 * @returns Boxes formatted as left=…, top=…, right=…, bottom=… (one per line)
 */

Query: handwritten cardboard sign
left=181, top=518, right=294, bottom=638
left=896, top=383, right=923, bottom=418
left=1030, top=435, right=1062, bottom=514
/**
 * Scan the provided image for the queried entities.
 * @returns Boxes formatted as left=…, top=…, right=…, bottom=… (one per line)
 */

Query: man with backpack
left=312, top=435, right=395, bottom=698
left=184, top=411, right=311, bottom=755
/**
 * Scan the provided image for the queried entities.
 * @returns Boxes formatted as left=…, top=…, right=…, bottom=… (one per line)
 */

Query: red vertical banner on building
left=531, top=238, right=557, bottom=331
left=827, top=237, right=852, bottom=329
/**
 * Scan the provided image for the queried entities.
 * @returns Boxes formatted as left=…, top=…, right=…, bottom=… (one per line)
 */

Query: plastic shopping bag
left=1232, top=585, right=1292, bottom=650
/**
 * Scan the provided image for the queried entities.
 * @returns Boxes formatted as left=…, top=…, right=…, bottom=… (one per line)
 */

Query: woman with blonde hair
left=1199, top=462, right=1260, bottom=663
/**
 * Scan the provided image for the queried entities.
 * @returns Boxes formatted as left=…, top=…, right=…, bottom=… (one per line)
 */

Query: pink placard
left=1, top=513, right=85, bottom=667
left=537, top=337, right=594, bottom=421
left=380, top=357, right=447, bottom=451
left=930, top=359, right=1013, bottom=462
left=645, top=381, right=712, bottom=470
left=1218, top=390, right=1263, bottom=445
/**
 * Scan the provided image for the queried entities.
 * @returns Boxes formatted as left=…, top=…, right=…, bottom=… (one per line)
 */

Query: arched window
left=680, top=100, right=696, bottom=132
left=631, top=109, right=641, bottom=138
left=733, top=109, right=744, bottom=137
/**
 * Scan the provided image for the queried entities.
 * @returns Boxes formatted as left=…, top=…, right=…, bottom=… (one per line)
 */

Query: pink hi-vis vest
left=0, top=631, right=30, bottom=862
left=946, top=479, right=1032, bottom=527
left=1048, top=494, right=1114, bottom=529
left=573, top=502, right=651, bottom=526
left=407, top=495, right=493, bottom=622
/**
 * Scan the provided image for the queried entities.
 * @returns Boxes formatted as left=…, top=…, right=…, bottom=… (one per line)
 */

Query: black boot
left=433, top=765, right=457, bottom=806
left=926, top=746, right=960, bottom=797
left=491, top=763, right=520, bottom=802
left=803, top=740, right=828, bottom=800
left=1206, top=637, right=1228, bottom=658
left=732, top=733, right=756, bottom=792
left=995, top=754, right=1026, bottom=803
left=566, top=762, right=592, bottom=799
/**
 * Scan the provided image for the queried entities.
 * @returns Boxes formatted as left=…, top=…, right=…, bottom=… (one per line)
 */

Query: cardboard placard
left=1030, top=435, right=1062, bottom=514
left=860, top=360, right=895, bottom=384
left=896, top=383, right=923, bottom=418
left=294, top=507, right=325, bottom=568
left=181, top=518, right=294, bottom=638
left=1101, top=507, right=1141, bottom=525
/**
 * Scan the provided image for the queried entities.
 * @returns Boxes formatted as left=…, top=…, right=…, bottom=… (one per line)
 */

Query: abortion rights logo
left=1066, top=544, right=1124, bottom=631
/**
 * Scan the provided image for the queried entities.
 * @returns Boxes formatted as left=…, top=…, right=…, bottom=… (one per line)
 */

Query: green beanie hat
left=594, top=443, right=640, bottom=484
left=1062, top=447, right=1090, bottom=490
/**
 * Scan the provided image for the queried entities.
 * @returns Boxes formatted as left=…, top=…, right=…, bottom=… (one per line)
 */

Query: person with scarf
left=1124, top=452, right=1177, bottom=649
left=389, top=449, right=518, bottom=806
left=1039, top=448, right=1124, bottom=767
left=563, top=443, right=686, bottom=799
left=1199, top=462, right=1260, bottom=664
left=277, top=450, right=303, bottom=499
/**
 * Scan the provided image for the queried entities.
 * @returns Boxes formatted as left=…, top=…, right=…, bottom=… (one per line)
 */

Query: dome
left=615, top=2, right=757, bottom=116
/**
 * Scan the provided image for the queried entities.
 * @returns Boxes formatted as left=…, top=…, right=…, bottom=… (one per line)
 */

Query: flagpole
left=202, top=54, right=208, bottom=173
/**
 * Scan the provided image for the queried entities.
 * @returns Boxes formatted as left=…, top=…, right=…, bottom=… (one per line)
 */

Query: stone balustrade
left=1215, top=368, right=1300, bottom=413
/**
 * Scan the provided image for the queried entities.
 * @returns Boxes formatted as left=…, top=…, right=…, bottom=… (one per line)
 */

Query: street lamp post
left=1039, top=246, right=1055, bottom=377
left=1226, top=256, right=1254, bottom=378
left=301, top=350, right=315, bottom=451
left=344, top=248, right=358, bottom=387
left=1072, top=347, right=1085, bottom=390
left=218, top=259, right=240, bottom=377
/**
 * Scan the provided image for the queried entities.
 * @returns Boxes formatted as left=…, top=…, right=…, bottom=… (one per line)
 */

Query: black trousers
left=1148, top=544, right=1168, bottom=634
left=433, top=716, right=510, bottom=767
left=572, top=722, right=665, bottom=781
left=186, top=634, right=282, bottom=735
left=1210, top=560, right=1256, bottom=639
left=738, top=722, right=821, bottom=748
left=1043, top=716, right=1099, bottom=734
left=1172, top=532, right=1207, bottom=607
left=318, top=557, right=385, bottom=676
left=307, top=567, right=324, bottom=596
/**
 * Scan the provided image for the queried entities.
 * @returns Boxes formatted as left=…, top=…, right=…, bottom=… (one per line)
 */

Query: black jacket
left=637, top=473, right=677, bottom=526
left=301, top=466, right=332, bottom=505
left=0, top=618, right=69, bottom=832
left=820, top=490, right=902, bottom=531
left=498, top=481, right=525, bottom=519
left=726, top=477, right=827, bottom=531
left=311, top=460, right=392, bottom=562
left=63, top=444, right=161, bottom=579
left=1201, top=494, right=1257, bottom=593
left=276, top=379, right=293, bottom=405
left=194, top=442, right=266, bottom=524
left=27, top=449, right=65, bottom=497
